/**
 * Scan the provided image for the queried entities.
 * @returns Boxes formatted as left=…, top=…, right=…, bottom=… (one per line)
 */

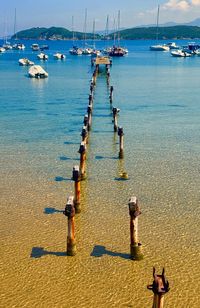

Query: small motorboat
left=53, top=53, right=66, bottom=60
left=82, top=47, right=93, bottom=55
left=13, top=43, right=25, bottom=50
left=40, top=45, right=49, bottom=51
left=69, top=46, right=82, bottom=55
left=19, top=58, right=34, bottom=66
left=31, top=43, right=40, bottom=51
left=37, top=53, right=48, bottom=60
left=195, top=49, right=200, bottom=56
left=167, top=42, right=180, bottom=50
left=150, top=44, right=169, bottom=51
left=3, top=43, right=12, bottom=50
left=171, top=50, right=192, bottom=57
left=0, top=47, right=6, bottom=52
left=28, top=65, right=48, bottom=78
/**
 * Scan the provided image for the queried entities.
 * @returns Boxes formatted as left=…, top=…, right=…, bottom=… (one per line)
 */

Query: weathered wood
left=118, top=127, right=124, bottom=159
left=83, top=114, right=89, bottom=127
left=72, top=166, right=81, bottom=213
left=87, top=104, right=92, bottom=131
left=95, top=56, right=111, bottom=65
left=79, top=142, right=87, bottom=180
left=63, top=196, right=76, bottom=256
left=112, top=107, right=120, bottom=132
left=81, top=125, right=88, bottom=144
left=109, top=85, right=114, bottom=103
left=128, top=196, right=143, bottom=260
left=147, top=268, right=170, bottom=308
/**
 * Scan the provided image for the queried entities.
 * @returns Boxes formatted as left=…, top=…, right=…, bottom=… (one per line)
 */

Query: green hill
left=12, top=25, right=200, bottom=40
left=112, top=25, right=200, bottom=40
left=12, top=27, right=99, bottom=40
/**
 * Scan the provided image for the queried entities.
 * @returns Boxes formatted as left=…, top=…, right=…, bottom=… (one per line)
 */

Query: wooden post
left=89, top=94, right=93, bottom=105
left=109, top=85, right=114, bottom=103
left=128, top=196, right=143, bottom=260
left=90, top=82, right=94, bottom=94
left=118, top=127, right=124, bottom=159
left=147, top=268, right=170, bottom=308
left=81, top=125, right=88, bottom=144
left=63, top=196, right=76, bottom=256
left=112, top=107, right=120, bottom=132
left=72, top=166, right=81, bottom=213
left=87, top=104, right=92, bottom=131
left=83, top=114, right=89, bottom=127
left=79, top=142, right=87, bottom=180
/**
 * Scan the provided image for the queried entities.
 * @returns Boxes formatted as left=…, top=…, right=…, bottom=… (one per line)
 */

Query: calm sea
left=0, top=39, right=200, bottom=307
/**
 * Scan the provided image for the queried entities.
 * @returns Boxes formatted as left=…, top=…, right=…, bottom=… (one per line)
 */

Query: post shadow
left=91, top=245, right=130, bottom=260
left=55, top=176, right=72, bottom=182
left=43, top=207, right=63, bottom=214
left=30, top=247, right=67, bottom=258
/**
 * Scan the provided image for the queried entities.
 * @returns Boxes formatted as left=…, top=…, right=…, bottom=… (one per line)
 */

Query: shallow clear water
left=0, top=39, right=200, bottom=307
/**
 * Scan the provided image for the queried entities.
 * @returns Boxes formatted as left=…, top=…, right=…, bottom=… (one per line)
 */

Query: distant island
left=12, top=25, right=200, bottom=40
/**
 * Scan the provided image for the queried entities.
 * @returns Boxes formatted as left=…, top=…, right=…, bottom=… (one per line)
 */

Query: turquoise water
left=1, top=39, right=200, bottom=307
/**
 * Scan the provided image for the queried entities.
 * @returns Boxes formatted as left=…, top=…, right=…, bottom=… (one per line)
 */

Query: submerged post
left=63, top=196, right=76, bottom=256
left=109, top=85, right=114, bottom=103
left=118, top=127, right=124, bottom=159
left=112, top=107, right=120, bottom=132
left=128, top=196, right=143, bottom=260
left=79, top=142, right=87, bottom=180
left=147, top=268, right=170, bottom=308
left=72, top=166, right=81, bottom=213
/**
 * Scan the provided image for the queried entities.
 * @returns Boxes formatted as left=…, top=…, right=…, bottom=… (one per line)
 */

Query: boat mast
left=72, top=16, right=74, bottom=45
left=93, top=19, right=96, bottom=50
left=83, top=8, right=87, bottom=48
left=14, top=8, right=17, bottom=39
left=113, top=17, right=116, bottom=46
left=104, top=15, right=109, bottom=48
left=156, top=5, right=160, bottom=41
left=117, top=10, right=120, bottom=47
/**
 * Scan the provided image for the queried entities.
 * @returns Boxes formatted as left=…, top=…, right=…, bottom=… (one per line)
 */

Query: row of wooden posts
left=62, top=63, right=169, bottom=307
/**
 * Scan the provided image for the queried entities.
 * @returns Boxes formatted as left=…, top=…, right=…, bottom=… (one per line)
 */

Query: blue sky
left=0, top=0, right=200, bottom=36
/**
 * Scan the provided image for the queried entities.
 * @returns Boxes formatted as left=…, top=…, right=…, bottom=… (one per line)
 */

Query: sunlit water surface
left=0, top=39, right=200, bottom=307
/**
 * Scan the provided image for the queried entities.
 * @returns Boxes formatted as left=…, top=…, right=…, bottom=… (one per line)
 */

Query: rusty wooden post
left=81, top=125, right=88, bottom=144
left=79, top=142, right=87, bottom=180
left=93, top=72, right=97, bottom=85
left=87, top=104, right=92, bottom=131
left=128, top=196, right=143, bottom=260
left=112, top=107, right=120, bottom=132
left=89, top=93, right=93, bottom=105
left=90, top=82, right=94, bottom=94
left=72, top=166, right=81, bottom=213
left=83, top=114, right=89, bottom=127
left=118, top=127, right=124, bottom=159
left=109, top=85, right=114, bottom=103
left=63, top=196, right=76, bottom=256
left=147, top=268, right=170, bottom=308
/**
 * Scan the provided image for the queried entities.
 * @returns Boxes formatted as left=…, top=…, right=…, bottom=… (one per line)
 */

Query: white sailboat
left=69, top=16, right=83, bottom=55
left=150, top=5, right=169, bottom=51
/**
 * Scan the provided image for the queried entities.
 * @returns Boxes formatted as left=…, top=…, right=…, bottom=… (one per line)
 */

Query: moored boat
left=19, top=58, right=34, bottom=66
left=37, top=53, right=48, bottom=60
left=13, top=43, right=25, bottom=50
left=53, top=53, right=66, bottom=60
left=171, top=50, right=192, bottom=57
left=109, top=46, right=126, bottom=57
left=69, top=46, right=82, bottom=55
left=31, top=43, right=40, bottom=51
left=0, top=47, right=6, bottom=52
left=28, top=65, right=48, bottom=78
